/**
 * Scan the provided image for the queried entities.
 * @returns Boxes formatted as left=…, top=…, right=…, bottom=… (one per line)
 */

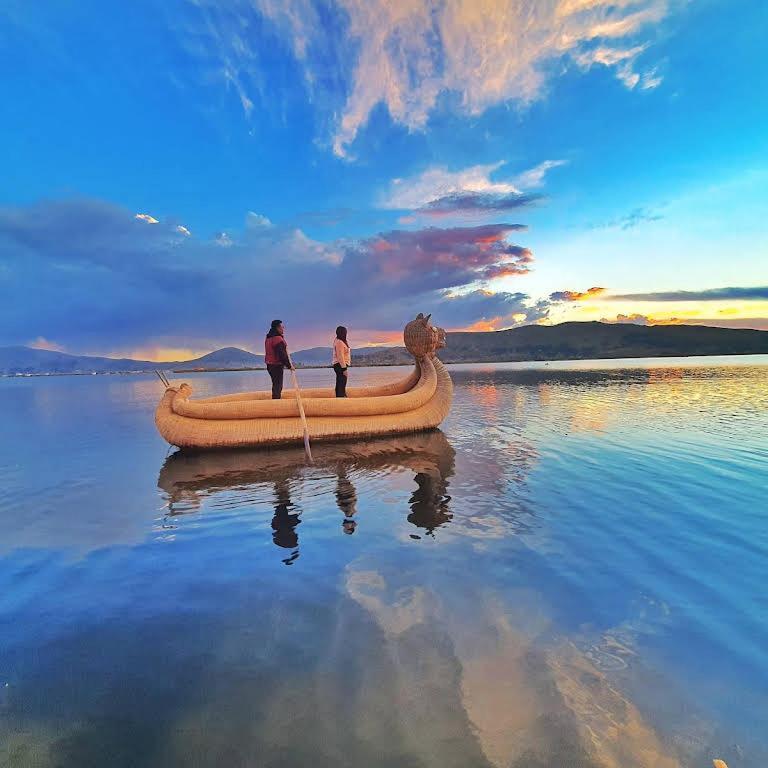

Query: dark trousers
left=333, top=363, right=347, bottom=397
left=267, top=364, right=284, bottom=399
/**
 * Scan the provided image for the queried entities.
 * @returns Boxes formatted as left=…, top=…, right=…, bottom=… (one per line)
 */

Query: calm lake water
left=1, top=357, right=767, bottom=767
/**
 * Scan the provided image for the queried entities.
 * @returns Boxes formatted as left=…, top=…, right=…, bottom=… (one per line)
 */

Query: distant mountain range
left=2, top=322, right=766, bottom=375
left=358, top=322, right=768, bottom=365
left=0, top=342, right=398, bottom=375
left=0, top=345, right=261, bottom=375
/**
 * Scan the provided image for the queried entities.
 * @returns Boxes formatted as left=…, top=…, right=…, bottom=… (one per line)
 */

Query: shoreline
left=3, top=350, right=768, bottom=378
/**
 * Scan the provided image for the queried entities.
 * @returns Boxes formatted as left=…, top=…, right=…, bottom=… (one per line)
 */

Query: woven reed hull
left=155, top=356, right=453, bottom=450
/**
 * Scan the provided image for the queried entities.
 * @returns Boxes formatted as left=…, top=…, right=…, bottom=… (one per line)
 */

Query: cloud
left=138, top=213, right=193, bottom=237
left=574, top=42, right=663, bottom=90
left=329, top=0, right=668, bottom=154
left=600, top=313, right=650, bottom=325
left=182, top=0, right=669, bottom=156
left=416, top=192, right=540, bottom=216
left=28, top=336, right=67, bottom=352
left=350, top=224, right=533, bottom=289
left=550, top=286, right=606, bottom=301
left=246, top=211, right=272, bottom=228
left=689, top=318, right=768, bottom=331
left=592, top=206, right=664, bottom=230
left=598, top=312, right=674, bottom=325
left=382, top=159, right=562, bottom=214
left=436, top=289, right=548, bottom=330
left=607, top=286, right=768, bottom=301
left=0, top=198, right=537, bottom=351
left=511, top=159, right=567, bottom=189
left=384, top=162, right=518, bottom=209
left=599, top=314, right=768, bottom=330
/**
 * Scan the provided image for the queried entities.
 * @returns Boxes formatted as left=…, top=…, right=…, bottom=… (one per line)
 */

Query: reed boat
left=155, top=314, right=453, bottom=450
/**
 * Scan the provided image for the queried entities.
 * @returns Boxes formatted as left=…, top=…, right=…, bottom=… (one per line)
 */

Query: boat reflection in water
left=157, top=430, right=455, bottom=560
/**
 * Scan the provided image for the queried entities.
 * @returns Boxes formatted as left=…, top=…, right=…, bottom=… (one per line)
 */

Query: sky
left=1, top=0, right=766, bottom=359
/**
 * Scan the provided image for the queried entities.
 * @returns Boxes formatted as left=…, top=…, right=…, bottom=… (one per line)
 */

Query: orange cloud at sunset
left=116, top=346, right=216, bottom=363
left=451, top=311, right=529, bottom=333
left=560, top=293, right=768, bottom=332
left=599, top=313, right=685, bottom=326
left=29, top=336, right=67, bottom=353
left=354, top=330, right=404, bottom=347
left=462, top=318, right=504, bottom=332
left=550, top=286, right=606, bottom=302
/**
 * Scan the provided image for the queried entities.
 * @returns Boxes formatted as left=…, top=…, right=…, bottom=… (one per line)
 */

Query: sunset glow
left=0, top=0, right=765, bottom=355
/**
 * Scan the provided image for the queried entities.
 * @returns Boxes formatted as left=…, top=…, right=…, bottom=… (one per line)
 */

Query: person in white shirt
left=332, top=325, right=351, bottom=397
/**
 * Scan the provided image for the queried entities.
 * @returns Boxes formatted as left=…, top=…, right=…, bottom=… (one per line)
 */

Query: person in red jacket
left=265, top=319, right=291, bottom=399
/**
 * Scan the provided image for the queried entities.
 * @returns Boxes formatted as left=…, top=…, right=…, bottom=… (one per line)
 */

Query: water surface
left=1, top=357, right=767, bottom=767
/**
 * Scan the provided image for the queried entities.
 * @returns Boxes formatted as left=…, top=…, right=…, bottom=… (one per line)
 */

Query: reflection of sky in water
left=0, top=358, right=766, bottom=767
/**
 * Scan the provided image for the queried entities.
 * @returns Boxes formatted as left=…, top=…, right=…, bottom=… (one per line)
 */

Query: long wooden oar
left=287, top=354, right=313, bottom=463
left=155, top=369, right=170, bottom=388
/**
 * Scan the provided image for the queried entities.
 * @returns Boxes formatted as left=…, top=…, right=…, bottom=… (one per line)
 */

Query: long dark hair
left=266, top=319, right=283, bottom=338
left=335, top=325, right=349, bottom=347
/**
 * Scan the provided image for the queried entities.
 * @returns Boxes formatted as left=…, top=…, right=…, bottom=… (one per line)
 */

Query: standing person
left=265, top=319, right=291, bottom=399
left=332, top=325, right=351, bottom=397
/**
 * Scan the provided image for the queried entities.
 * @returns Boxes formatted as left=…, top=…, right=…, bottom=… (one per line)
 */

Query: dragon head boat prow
left=155, top=315, right=453, bottom=450
left=404, top=313, right=447, bottom=359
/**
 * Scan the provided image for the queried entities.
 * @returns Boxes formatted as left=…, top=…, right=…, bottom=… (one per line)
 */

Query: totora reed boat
left=155, top=314, right=453, bottom=450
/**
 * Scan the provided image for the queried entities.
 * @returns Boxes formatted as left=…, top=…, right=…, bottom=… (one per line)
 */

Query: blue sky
left=1, top=0, right=766, bottom=357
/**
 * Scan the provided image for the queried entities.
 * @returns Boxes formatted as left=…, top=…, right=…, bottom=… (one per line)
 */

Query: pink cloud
left=357, top=224, right=531, bottom=287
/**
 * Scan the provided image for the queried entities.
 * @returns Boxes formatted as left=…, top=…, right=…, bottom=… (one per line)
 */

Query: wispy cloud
left=607, top=286, right=768, bottom=301
left=574, top=41, right=662, bottom=90
left=384, top=162, right=518, bottom=209
left=383, top=159, right=562, bottom=214
left=512, top=159, right=567, bottom=189
left=591, top=206, right=664, bottom=230
left=330, top=0, right=668, bottom=155
left=550, top=286, right=606, bottom=301
left=416, top=192, right=540, bottom=216
left=182, top=0, right=669, bottom=156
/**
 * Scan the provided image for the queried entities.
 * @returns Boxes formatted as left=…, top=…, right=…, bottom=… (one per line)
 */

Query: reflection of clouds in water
left=455, top=365, right=768, bottom=446
left=0, top=570, right=697, bottom=768
left=4, top=362, right=766, bottom=765
left=345, top=566, right=684, bottom=768
left=346, top=570, right=429, bottom=636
